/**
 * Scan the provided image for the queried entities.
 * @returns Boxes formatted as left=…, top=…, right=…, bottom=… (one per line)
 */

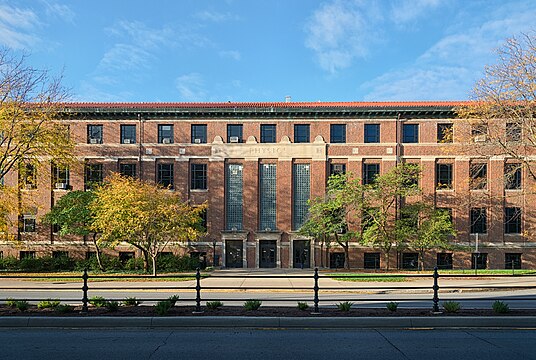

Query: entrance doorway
left=225, top=240, right=243, bottom=268
left=259, top=240, right=277, bottom=268
left=293, top=240, right=310, bottom=268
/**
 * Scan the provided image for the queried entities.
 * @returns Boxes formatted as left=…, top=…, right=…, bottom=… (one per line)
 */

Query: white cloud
left=219, top=50, right=241, bottom=61
left=304, top=0, right=383, bottom=73
left=194, top=10, right=238, bottom=22
left=175, top=73, right=207, bottom=101
left=390, top=0, right=442, bottom=25
left=98, top=44, right=153, bottom=72
left=107, top=20, right=174, bottom=49
left=0, top=4, right=40, bottom=48
left=40, top=0, right=75, bottom=23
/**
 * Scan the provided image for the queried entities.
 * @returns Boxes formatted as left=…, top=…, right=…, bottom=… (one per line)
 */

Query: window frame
left=120, top=125, right=136, bottom=144
left=294, top=124, right=310, bottom=143
left=470, top=163, right=487, bottom=190
left=505, top=163, right=522, bottom=190
left=364, top=124, right=380, bottom=143
left=87, top=125, right=103, bottom=144
left=504, top=207, right=522, bottom=234
left=191, top=124, right=207, bottom=144
left=330, top=124, right=346, bottom=143
left=470, top=207, right=487, bottom=234
left=437, top=123, right=453, bottom=143
left=227, top=124, right=243, bottom=143
left=436, top=163, right=453, bottom=190
left=402, top=124, right=419, bottom=143
left=363, top=163, right=380, bottom=185
left=157, top=163, right=174, bottom=188
left=190, top=163, right=208, bottom=190
left=119, top=163, right=137, bottom=178
left=158, top=124, right=174, bottom=144
left=260, top=124, right=277, bottom=143
left=84, top=163, right=103, bottom=190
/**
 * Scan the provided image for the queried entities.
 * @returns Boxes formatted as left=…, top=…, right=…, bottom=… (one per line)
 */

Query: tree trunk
left=92, top=233, right=104, bottom=271
left=419, top=251, right=425, bottom=272
left=142, top=250, right=149, bottom=273
left=385, top=250, right=390, bottom=271
left=320, top=238, right=324, bottom=268
left=342, top=243, right=350, bottom=270
left=151, top=256, right=157, bottom=277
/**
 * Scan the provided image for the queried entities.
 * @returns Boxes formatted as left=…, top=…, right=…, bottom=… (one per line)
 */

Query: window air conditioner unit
left=229, top=136, right=239, bottom=143
left=25, top=184, right=35, bottom=190
left=55, top=183, right=67, bottom=190
left=162, top=138, right=171, bottom=144
left=194, top=138, right=202, bottom=144
left=474, top=134, right=487, bottom=142
left=123, top=139, right=131, bottom=144
left=89, top=138, right=98, bottom=144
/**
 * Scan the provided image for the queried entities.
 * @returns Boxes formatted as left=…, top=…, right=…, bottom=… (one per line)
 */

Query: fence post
left=312, top=267, right=320, bottom=314
left=193, top=267, right=203, bottom=313
left=81, top=268, right=88, bottom=313
left=432, top=266, right=440, bottom=313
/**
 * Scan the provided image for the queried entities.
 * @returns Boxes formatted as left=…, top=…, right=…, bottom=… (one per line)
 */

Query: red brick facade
left=2, top=101, right=535, bottom=270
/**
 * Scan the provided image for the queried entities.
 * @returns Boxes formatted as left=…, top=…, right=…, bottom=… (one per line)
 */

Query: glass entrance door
left=225, top=240, right=243, bottom=268
left=259, top=240, right=276, bottom=268
left=293, top=240, right=310, bottom=268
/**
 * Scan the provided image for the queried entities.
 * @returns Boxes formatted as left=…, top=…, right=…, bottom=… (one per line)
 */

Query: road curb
left=2, top=316, right=536, bottom=329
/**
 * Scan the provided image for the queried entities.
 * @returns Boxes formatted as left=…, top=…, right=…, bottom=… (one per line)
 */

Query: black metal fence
left=2, top=267, right=536, bottom=313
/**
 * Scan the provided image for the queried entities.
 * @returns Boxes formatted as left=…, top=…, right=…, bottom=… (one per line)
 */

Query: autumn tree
left=0, top=49, right=74, bottom=235
left=42, top=191, right=105, bottom=271
left=91, top=173, right=207, bottom=276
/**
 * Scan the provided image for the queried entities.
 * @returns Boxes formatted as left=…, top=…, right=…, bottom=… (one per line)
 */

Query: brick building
left=1, top=101, right=535, bottom=269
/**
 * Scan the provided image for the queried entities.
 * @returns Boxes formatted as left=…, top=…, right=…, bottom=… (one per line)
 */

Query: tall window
left=294, top=124, right=310, bottom=143
left=19, top=163, right=37, bottom=189
left=84, top=164, right=103, bottom=190
left=437, top=253, right=453, bottom=270
left=260, top=124, right=276, bottom=143
left=364, top=124, right=380, bottom=143
left=472, top=124, right=487, bottom=142
left=226, top=164, right=243, bottom=230
left=330, top=164, right=346, bottom=176
left=436, top=163, right=453, bottom=189
left=470, top=208, right=487, bottom=234
left=504, top=207, right=522, bottom=234
left=87, top=125, right=103, bottom=144
left=227, top=124, right=243, bottom=143
left=259, top=164, right=277, bottom=231
left=505, top=253, right=521, bottom=269
left=364, top=253, right=381, bottom=270
left=119, top=163, right=136, bottom=178
left=191, top=124, right=207, bottom=144
left=330, top=124, right=346, bottom=143
left=505, top=163, right=521, bottom=190
left=120, top=125, right=136, bottom=144
left=157, top=163, right=174, bottom=188
left=402, top=124, right=419, bottom=143
left=19, top=214, right=36, bottom=233
left=472, top=253, right=488, bottom=269
left=190, top=163, right=207, bottom=190
left=52, top=164, right=69, bottom=189
left=158, top=125, right=174, bottom=144
left=470, top=163, right=487, bottom=190
left=437, top=123, right=453, bottom=143
left=293, top=164, right=310, bottom=230
left=363, top=163, right=380, bottom=185
left=506, top=122, right=521, bottom=142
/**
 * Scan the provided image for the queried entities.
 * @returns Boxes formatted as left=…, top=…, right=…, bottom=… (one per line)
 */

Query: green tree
left=42, top=191, right=105, bottom=271
left=91, top=173, right=207, bottom=276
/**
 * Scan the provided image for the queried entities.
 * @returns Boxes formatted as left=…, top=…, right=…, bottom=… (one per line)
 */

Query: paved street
left=2, top=328, right=536, bottom=360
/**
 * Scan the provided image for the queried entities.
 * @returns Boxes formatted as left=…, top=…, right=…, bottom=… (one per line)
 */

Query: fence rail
left=1, top=267, right=536, bottom=313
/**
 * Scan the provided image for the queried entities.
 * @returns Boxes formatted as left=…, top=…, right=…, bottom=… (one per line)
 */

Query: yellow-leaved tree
left=91, top=173, right=207, bottom=276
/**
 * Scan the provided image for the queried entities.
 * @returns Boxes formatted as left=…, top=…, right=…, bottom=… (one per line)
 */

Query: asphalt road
left=2, top=328, right=536, bottom=360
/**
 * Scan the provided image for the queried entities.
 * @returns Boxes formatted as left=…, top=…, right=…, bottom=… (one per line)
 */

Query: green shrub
left=167, top=294, right=180, bottom=307
left=6, top=298, right=17, bottom=307
left=157, top=254, right=199, bottom=272
left=0, top=256, right=19, bottom=270
left=55, top=304, right=73, bottom=314
left=37, top=299, right=61, bottom=309
left=206, top=301, right=223, bottom=310
left=386, top=302, right=398, bottom=312
left=337, top=301, right=354, bottom=312
left=155, top=300, right=172, bottom=316
left=15, top=300, right=29, bottom=311
left=297, top=302, right=309, bottom=311
left=123, top=297, right=141, bottom=307
left=492, top=300, right=510, bottom=314
left=442, top=301, right=461, bottom=313
left=89, top=296, right=106, bottom=308
left=124, top=258, right=144, bottom=271
left=244, top=299, right=262, bottom=311
left=105, top=300, right=119, bottom=312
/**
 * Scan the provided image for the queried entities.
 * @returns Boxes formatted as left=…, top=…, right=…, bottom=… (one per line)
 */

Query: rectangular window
left=52, top=164, right=70, bottom=189
left=402, top=253, right=419, bottom=270
left=472, top=124, right=487, bottom=142
left=364, top=253, right=380, bottom=270
left=330, top=164, right=346, bottom=176
left=437, top=123, right=453, bottom=143
left=402, top=124, right=419, bottom=143
left=191, top=124, right=207, bottom=144
left=20, top=251, right=35, bottom=259
left=87, top=125, right=103, bottom=144
left=227, top=124, right=243, bottom=143
left=259, top=164, right=277, bottom=231
left=20, top=163, right=37, bottom=189
left=260, top=124, right=276, bottom=143
left=363, top=163, right=380, bottom=185
left=190, top=163, right=207, bottom=190
left=505, top=253, right=522, bottom=269
left=437, top=253, right=453, bottom=270
left=470, top=208, right=487, bottom=234
left=119, top=252, right=134, bottom=264
left=504, top=207, right=522, bottom=234
left=506, top=122, right=521, bottom=142
left=436, top=163, right=453, bottom=190
left=470, top=163, right=487, bottom=190
left=84, top=163, right=103, bottom=190
left=157, top=163, right=174, bottom=188
left=158, top=124, right=174, bottom=144
left=505, top=163, right=522, bottom=190
left=226, top=164, right=243, bottom=230
left=330, top=124, right=346, bottom=143
left=471, top=253, right=487, bottom=269
left=364, top=124, right=380, bottom=143
left=292, top=164, right=310, bottom=230
left=294, top=124, right=310, bottom=143
left=52, top=251, right=68, bottom=259
left=20, top=215, right=36, bottom=233
left=119, top=163, right=136, bottom=178
left=120, top=125, right=136, bottom=144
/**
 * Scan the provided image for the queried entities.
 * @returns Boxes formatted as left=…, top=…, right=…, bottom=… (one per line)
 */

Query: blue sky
left=2, top=0, right=536, bottom=102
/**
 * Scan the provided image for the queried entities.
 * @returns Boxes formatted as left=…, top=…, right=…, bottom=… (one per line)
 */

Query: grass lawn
left=326, top=273, right=407, bottom=282
left=0, top=271, right=210, bottom=282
